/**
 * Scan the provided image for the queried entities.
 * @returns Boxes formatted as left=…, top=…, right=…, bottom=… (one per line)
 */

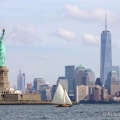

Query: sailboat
left=52, top=83, right=73, bottom=107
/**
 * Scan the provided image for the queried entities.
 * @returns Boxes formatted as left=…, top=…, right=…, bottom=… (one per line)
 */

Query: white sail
left=52, top=84, right=65, bottom=105
left=64, top=90, right=72, bottom=105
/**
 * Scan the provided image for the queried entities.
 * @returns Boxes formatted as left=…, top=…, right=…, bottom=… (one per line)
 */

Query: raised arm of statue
left=0, top=29, right=5, bottom=42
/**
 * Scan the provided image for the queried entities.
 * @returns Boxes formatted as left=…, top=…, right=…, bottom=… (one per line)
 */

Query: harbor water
left=0, top=104, right=120, bottom=120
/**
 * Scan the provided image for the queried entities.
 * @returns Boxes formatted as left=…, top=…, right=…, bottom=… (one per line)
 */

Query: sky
left=0, top=0, right=120, bottom=87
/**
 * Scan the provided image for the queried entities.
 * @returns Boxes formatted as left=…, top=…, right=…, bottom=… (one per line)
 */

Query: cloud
left=5, top=24, right=42, bottom=45
left=65, top=4, right=117, bottom=23
left=81, top=33, right=117, bottom=48
left=65, top=4, right=90, bottom=19
left=82, top=34, right=100, bottom=46
left=53, top=28, right=77, bottom=41
left=22, top=52, right=46, bottom=60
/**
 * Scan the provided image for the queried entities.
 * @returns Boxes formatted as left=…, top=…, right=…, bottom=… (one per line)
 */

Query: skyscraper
left=95, top=78, right=102, bottom=86
left=33, top=78, right=45, bottom=91
left=22, top=73, right=25, bottom=89
left=82, top=69, right=95, bottom=86
left=75, top=65, right=85, bottom=86
left=65, top=65, right=75, bottom=101
left=105, top=71, right=119, bottom=95
left=17, top=69, right=25, bottom=93
left=100, top=15, right=112, bottom=86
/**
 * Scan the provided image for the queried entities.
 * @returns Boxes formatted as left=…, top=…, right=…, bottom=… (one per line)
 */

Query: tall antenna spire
left=105, top=13, right=107, bottom=31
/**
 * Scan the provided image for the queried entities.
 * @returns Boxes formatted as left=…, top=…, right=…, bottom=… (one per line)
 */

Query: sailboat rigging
left=52, top=83, right=73, bottom=107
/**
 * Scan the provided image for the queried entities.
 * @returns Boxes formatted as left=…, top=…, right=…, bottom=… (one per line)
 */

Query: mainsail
left=52, top=84, right=72, bottom=105
left=52, top=84, right=65, bottom=104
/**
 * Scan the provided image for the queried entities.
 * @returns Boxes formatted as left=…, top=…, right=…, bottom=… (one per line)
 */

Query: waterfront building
left=115, top=91, right=120, bottom=97
left=52, top=85, right=57, bottom=98
left=17, top=69, right=25, bottom=93
left=88, top=86, right=95, bottom=100
left=105, top=71, right=120, bottom=95
left=95, top=78, right=102, bottom=86
left=75, top=65, right=85, bottom=86
left=82, top=69, right=95, bottom=86
left=27, top=83, right=32, bottom=90
left=100, top=16, right=112, bottom=86
left=110, top=85, right=120, bottom=96
left=29, top=86, right=36, bottom=94
left=88, top=85, right=107, bottom=101
left=65, top=65, right=75, bottom=100
left=1, top=94, right=40, bottom=101
left=46, top=89, right=52, bottom=100
left=33, top=78, right=45, bottom=91
left=40, top=84, right=52, bottom=100
left=112, top=66, right=120, bottom=84
left=76, top=85, right=89, bottom=103
left=25, top=83, right=32, bottom=93
left=101, top=87, right=108, bottom=101
left=57, top=77, right=68, bottom=93
left=93, top=86, right=101, bottom=101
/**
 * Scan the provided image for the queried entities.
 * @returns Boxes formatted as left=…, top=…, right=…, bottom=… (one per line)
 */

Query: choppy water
left=0, top=104, right=120, bottom=120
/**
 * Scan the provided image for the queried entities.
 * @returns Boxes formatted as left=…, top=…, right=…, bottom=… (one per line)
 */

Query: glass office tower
left=65, top=65, right=75, bottom=101
left=100, top=21, right=112, bottom=86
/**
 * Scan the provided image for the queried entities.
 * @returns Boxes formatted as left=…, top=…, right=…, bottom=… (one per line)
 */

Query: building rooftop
left=76, top=64, right=85, bottom=70
left=85, top=68, right=92, bottom=72
left=58, top=77, right=66, bottom=79
left=109, top=71, right=117, bottom=74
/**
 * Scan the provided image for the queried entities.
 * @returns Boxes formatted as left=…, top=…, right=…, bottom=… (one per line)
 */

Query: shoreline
left=0, top=100, right=120, bottom=105
left=0, top=100, right=77, bottom=105
left=79, top=101, right=120, bottom=104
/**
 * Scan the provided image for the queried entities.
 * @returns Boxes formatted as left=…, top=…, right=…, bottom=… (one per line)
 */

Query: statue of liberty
left=0, top=29, right=5, bottom=66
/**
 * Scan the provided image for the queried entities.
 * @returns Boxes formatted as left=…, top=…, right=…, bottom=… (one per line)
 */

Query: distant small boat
left=52, top=84, right=73, bottom=107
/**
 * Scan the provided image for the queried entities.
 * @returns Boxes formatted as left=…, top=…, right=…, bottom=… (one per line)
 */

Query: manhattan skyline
left=0, top=0, right=120, bottom=87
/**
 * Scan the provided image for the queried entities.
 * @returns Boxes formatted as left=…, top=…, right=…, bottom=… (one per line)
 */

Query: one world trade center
left=100, top=15, right=112, bottom=86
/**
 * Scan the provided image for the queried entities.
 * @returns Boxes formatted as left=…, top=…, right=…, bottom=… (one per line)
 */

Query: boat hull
left=55, top=104, right=73, bottom=107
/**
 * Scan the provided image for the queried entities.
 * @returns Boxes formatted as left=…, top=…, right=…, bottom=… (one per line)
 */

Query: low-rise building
left=76, top=85, right=89, bottom=103
left=93, top=86, right=101, bottom=101
left=27, top=83, right=32, bottom=90
left=101, top=87, right=108, bottom=101
left=40, top=84, right=52, bottom=100
left=0, top=94, right=41, bottom=101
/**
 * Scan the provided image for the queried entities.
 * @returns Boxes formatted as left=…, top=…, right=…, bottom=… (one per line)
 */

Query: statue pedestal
left=0, top=66, right=10, bottom=93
